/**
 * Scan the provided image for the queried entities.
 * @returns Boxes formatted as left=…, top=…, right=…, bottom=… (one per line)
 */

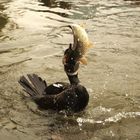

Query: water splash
left=77, top=111, right=140, bottom=130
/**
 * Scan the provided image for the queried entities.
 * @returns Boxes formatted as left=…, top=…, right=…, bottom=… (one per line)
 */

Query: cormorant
left=19, top=24, right=92, bottom=113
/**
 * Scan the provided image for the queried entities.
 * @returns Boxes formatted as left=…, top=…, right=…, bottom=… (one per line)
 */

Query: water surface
left=0, top=0, right=140, bottom=139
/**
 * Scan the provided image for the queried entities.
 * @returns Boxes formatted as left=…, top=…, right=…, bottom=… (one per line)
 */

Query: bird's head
left=62, top=24, right=92, bottom=84
left=62, top=24, right=92, bottom=71
left=63, top=44, right=80, bottom=76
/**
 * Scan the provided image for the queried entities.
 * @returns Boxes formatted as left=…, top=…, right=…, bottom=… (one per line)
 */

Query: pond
left=0, top=0, right=140, bottom=139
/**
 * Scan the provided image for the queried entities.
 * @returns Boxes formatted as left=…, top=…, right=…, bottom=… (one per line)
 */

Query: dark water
left=0, top=0, right=140, bottom=139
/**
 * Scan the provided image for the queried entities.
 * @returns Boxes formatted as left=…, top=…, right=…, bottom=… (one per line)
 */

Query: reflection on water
left=36, top=0, right=72, bottom=17
left=0, top=0, right=18, bottom=41
left=0, top=0, right=140, bottom=139
left=0, top=2, right=8, bottom=37
left=0, top=16, right=7, bottom=31
left=39, top=0, right=72, bottom=9
left=0, top=3, right=8, bottom=40
left=124, top=0, right=140, bottom=5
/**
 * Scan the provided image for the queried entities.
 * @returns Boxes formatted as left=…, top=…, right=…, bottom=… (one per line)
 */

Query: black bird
left=19, top=24, right=92, bottom=113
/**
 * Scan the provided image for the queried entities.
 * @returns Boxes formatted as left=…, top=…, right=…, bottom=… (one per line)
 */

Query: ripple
left=104, top=111, right=140, bottom=123
left=0, top=0, right=140, bottom=139
left=77, top=111, right=140, bottom=130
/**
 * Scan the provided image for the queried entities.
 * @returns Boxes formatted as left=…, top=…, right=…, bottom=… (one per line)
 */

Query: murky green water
left=0, top=0, right=140, bottom=139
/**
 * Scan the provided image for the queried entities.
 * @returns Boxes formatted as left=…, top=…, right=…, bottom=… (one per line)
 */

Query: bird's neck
left=67, top=73, right=80, bottom=85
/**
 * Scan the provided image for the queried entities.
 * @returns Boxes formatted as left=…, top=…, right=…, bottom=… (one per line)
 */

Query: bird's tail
left=18, top=74, right=47, bottom=96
